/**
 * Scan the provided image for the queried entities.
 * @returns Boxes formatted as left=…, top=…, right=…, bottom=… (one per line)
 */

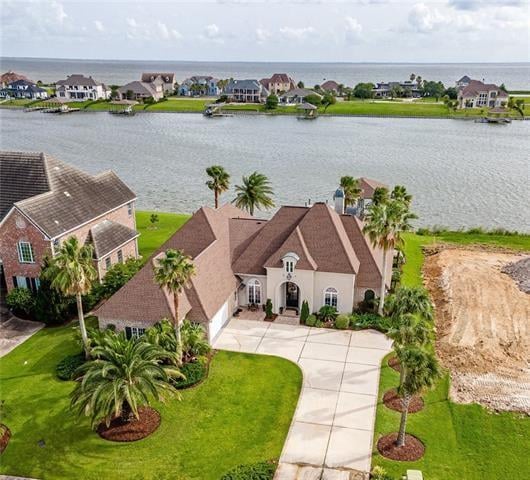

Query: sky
left=1, top=0, right=529, bottom=63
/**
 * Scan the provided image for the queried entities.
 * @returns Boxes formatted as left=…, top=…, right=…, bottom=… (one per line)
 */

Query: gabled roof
left=457, top=75, right=471, bottom=83
left=359, top=177, right=388, bottom=199
left=225, top=79, right=262, bottom=91
left=321, top=80, right=340, bottom=91
left=459, top=80, right=508, bottom=98
left=268, top=73, right=294, bottom=84
left=0, top=151, right=136, bottom=238
left=1, top=71, right=30, bottom=85
left=117, top=81, right=157, bottom=96
left=56, top=74, right=101, bottom=87
left=90, top=220, right=139, bottom=259
left=264, top=226, right=317, bottom=271
left=282, top=88, right=323, bottom=99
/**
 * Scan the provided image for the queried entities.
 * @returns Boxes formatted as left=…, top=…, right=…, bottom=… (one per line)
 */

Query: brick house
left=259, top=74, right=296, bottom=95
left=0, top=151, right=139, bottom=292
left=97, top=200, right=392, bottom=342
left=457, top=79, right=508, bottom=109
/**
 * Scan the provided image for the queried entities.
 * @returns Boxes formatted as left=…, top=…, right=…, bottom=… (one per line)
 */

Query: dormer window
left=285, top=260, right=294, bottom=273
left=281, top=252, right=300, bottom=275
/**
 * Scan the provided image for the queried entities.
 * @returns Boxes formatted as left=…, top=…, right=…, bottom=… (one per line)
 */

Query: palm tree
left=233, top=172, right=275, bottom=216
left=372, top=186, right=389, bottom=206
left=363, top=201, right=417, bottom=315
left=410, top=73, right=416, bottom=82
left=340, top=176, right=362, bottom=209
left=71, top=332, right=179, bottom=429
left=390, top=185, right=412, bottom=206
left=205, top=165, right=230, bottom=209
left=46, top=236, right=97, bottom=358
left=385, top=286, right=433, bottom=322
left=396, top=347, right=440, bottom=447
left=508, top=97, right=525, bottom=118
left=153, top=249, right=196, bottom=363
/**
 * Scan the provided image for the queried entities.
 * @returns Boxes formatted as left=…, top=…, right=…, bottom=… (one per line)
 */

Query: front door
left=285, top=282, right=299, bottom=308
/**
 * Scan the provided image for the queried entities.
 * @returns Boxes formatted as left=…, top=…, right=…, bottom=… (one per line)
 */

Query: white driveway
left=213, top=319, right=392, bottom=479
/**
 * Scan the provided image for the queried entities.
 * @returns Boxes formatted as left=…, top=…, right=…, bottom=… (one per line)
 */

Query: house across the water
left=457, top=79, right=508, bottom=109
left=55, top=74, right=111, bottom=101
left=97, top=194, right=392, bottom=342
left=0, top=152, right=139, bottom=293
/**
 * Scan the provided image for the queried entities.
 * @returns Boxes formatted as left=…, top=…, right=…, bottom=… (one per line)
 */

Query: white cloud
left=204, top=23, right=221, bottom=39
left=408, top=3, right=448, bottom=33
left=448, top=0, right=525, bottom=11
left=94, top=20, right=104, bottom=32
left=126, top=17, right=137, bottom=28
left=255, top=27, right=271, bottom=44
left=157, top=21, right=182, bottom=40
left=345, top=16, right=363, bottom=43
left=279, top=26, right=316, bottom=40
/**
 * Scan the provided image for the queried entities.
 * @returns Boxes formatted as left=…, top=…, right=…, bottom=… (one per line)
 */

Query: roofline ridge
left=324, top=206, right=359, bottom=273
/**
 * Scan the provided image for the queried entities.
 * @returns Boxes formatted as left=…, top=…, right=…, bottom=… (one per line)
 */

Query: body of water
left=1, top=109, right=529, bottom=231
left=2, top=57, right=530, bottom=90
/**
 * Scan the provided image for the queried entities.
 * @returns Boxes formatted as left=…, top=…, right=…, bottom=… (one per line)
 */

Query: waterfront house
left=117, top=80, right=164, bottom=102
left=321, top=80, right=341, bottom=95
left=0, top=151, right=139, bottom=293
left=456, top=75, right=472, bottom=88
left=97, top=198, right=392, bottom=342
left=55, top=74, right=111, bottom=101
left=0, top=79, right=48, bottom=100
left=0, top=71, right=30, bottom=88
left=259, top=74, right=296, bottom=95
left=457, top=79, right=508, bottom=109
left=373, top=81, right=421, bottom=98
left=224, top=79, right=268, bottom=103
left=140, top=73, right=176, bottom=94
left=178, top=76, right=221, bottom=97
left=280, top=88, right=323, bottom=105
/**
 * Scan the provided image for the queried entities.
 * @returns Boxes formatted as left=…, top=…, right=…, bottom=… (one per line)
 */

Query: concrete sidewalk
left=214, top=319, right=392, bottom=479
left=0, top=301, right=43, bottom=358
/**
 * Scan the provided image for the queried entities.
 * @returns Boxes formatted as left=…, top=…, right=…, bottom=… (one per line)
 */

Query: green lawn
left=135, top=210, right=191, bottom=259
left=372, top=231, right=530, bottom=478
left=145, top=98, right=210, bottom=112
left=0, top=323, right=302, bottom=480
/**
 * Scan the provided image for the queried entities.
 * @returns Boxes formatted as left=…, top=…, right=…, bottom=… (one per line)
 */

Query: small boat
left=204, top=103, right=233, bottom=117
left=475, top=107, right=512, bottom=124
left=109, top=100, right=138, bottom=116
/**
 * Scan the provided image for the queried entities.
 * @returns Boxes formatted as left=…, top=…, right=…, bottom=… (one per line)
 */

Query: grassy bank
left=135, top=210, right=190, bottom=259
left=4, top=97, right=527, bottom=118
left=372, top=231, right=530, bottom=478
left=0, top=323, right=302, bottom=480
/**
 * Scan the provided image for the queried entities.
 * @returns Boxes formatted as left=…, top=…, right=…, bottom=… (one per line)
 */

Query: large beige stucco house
left=97, top=193, right=392, bottom=342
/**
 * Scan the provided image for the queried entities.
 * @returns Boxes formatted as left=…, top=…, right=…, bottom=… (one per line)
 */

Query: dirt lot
left=423, top=246, right=530, bottom=413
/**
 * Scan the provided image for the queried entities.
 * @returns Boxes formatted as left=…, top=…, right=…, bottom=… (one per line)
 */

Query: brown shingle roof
left=359, top=177, right=388, bottom=199
left=90, top=220, right=139, bottom=259
left=460, top=80, right=508, bottom=98
left=56, top=74, right=101, bottom=87
left=1, top=151, right=136, bottom=238
left=321, top=80, right=340, bottom=91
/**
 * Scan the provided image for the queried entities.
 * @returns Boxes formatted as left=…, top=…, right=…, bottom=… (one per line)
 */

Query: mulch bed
left=388, top=356, right=401, bottom=372
left=377, top=432, right=425, bottom=461
left=97, top=407, right=160, bottom=442
left=383, top=389, right=424, bottom=413
left=0, top=426, right=11, bottom=453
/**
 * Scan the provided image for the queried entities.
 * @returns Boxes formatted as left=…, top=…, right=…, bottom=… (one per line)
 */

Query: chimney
left=333, top=188, right=345, bottom=215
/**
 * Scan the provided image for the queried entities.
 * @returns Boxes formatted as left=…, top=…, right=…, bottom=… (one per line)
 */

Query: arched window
left=248, top=279, right=262, bottom=304
left=324, top=287, right=338, bottom=308
left=364, top=289, right=375, bottom=302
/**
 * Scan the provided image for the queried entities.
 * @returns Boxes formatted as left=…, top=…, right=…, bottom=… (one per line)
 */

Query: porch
left=234, top=305, right=300, bottom=326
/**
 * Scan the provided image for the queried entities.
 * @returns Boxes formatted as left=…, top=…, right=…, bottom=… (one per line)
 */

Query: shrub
left=371, top=465, right=395, bottom=480
left=304, top=94, right=322, bottom=106
left=300, top=300, right=310, bottom=323
left=265, top=299, right=273, bottom=319
left=351, top=313, right=392, bottom=333
left=56, top=353, right=85, bottom=381
left=305, top=314, right=317, bottom=327
left=220, top=461, right=276, bottom=480
left=99, top=258, right=142, bottom=299
left=318, top=305, right=338, bottom=323
left=6, top=288, right=35, bottom=316
left=172, top=360, right=207, bottom=389
left=335, top=314, right=350, bottom=329
left=181, top=320, right=211, bottom=363
left=265, top=94, right=278, bottom=110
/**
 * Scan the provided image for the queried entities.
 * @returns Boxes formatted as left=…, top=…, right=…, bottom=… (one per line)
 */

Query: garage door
left=209, top=301, right=229, bottom=342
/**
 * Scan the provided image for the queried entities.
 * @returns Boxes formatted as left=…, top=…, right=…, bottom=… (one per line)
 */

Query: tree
left=444, top=86, right=458, bottom=99
left=304, top=94, right=322, bottom=106
left=416, top=75, right=423, bottom=87
left=150, top=213, right=159, bottom=228
left=340, top=176, right=362, bottom=208
left=363, top=200, right=417, bottom=315
left=180, top=320, right=210, bottom=363
left=265, top=94, right=279, bottom=110
left=385, top=286, right=433, bottom=322
left=125, top=89, right=134, bottom=100
left=153, top=249, right=196, bottom=363
left=353, top=82, right=375, bottom=100
left=508, top=97, right=525, bottom=118
left=372, top=186, right=389, bottom=206
left=390, top=185, right=412, bottom=206
left=396, top=347, right=440, bottom=447
left=205, top=165, right=230, bottom=209
left=322, top=92, right=336, bottom=112
left=443, top=95, right=459, bottom=112
left=300, top=300, right=310, bottom=323
left=422, top=80, right=445, bottom=101
left=390, top=85, right=403, bottom=100
left=46, top=236, right=97, bottom=358
left=410, top=73, right=416, bottom=82
left=314, top=84, right=322, bottom=92
left=71, top=331, right=179, bottom=429
left=297, top=80, right=305, bottom=88
left=233, top=172, right=275, bottom=216
left=499, top=83, right=507, bottom=92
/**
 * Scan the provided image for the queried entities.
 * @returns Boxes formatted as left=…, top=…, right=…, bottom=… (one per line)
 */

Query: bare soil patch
left=97, top=407, right=160, bottom=442
left=423, top=247, right=530, bottom=413
left=383, top=389, right=424, bottom=413
left=0, top=425, right=11, bottom=453
left=377, top=433, right=425, bottom=461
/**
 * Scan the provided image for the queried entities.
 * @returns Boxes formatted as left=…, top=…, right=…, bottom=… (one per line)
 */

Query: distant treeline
left=416, top=226, right=528, bottom=237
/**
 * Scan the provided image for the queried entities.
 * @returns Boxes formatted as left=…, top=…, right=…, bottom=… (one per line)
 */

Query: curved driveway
left=213, top=319, right=392, bottom=479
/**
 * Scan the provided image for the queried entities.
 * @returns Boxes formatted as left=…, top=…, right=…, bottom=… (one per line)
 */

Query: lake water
left=1, top=109, right=529, bottom=231
left=2, top=58, right=530, bottom=90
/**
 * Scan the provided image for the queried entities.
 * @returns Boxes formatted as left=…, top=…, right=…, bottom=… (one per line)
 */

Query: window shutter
left=25, top=277, right=32, bottom=289
left=12, top=276, right=18, bottom=288
left=125, top=327, right=132, bottom=339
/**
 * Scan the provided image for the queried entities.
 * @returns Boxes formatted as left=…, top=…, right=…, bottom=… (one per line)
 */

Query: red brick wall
left=0, top=210, right=51, bottom=290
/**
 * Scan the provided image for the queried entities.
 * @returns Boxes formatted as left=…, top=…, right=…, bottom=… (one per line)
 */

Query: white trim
left=247, top=278, right=262, bottom=304
left=17, top=241, right=35, bottom=264
left=0, top=207, right=51, bottom=240
left=323, top=286, right=338, bottom=308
